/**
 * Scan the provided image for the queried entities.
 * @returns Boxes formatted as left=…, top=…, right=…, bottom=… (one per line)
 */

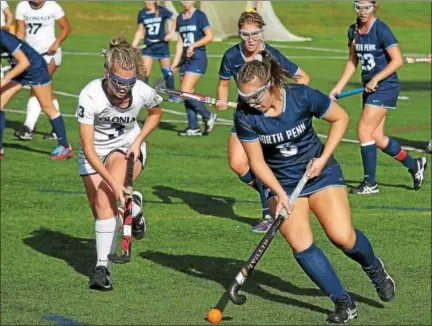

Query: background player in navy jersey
left=132, top=0, right=179, bottom=102
left=216, top=10, right=310, bottom=233
left=330, top=0, right=427, bottom=195
left=171, top=1, right=217, bottom=137
left=235, top=51, right=395, bottom=324
left=0, top=29, right=72, bottom=160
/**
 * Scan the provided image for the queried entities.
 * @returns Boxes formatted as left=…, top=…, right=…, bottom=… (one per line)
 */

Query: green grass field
left=1, top=2, right=431, bottom=325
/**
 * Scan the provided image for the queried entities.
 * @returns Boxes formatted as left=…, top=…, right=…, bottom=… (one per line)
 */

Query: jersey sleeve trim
left=11, top=43, right=22, bottom=55
left=293, top=67, right=300, bottom=76
left=202, top=25, right=211, bottom=31
left=318, top=101, right=332, bottom=119
left=385, top=43, right=398, bottom=50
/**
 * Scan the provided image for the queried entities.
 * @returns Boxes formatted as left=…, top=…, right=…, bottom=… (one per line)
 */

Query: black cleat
left=178, top=128, right=202, bottom=136
left=409, top=157, right=427, bottom=190
left=89, top=266, right=113, bottom=291
left=327, top=295, right=357, bottom=324
left=42, top=129, right=58, bottom=140
left=364, top=257, right=395, bottom=302
left=14, top=125, right=33, bottom=140
left=350, top=181, right=379, bottom=195
left=203, top=113, right=217, bottom=136
left=132, top=191, right=146, bottom=240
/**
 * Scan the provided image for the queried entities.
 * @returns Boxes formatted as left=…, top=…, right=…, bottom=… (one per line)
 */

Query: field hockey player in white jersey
left=14, top=0, right=71, bottom=140
left=77, top=37, right=163, bottom=291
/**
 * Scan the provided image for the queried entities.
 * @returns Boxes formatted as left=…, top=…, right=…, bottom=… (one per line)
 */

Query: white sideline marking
left=7, top=106, right=426, bottom=153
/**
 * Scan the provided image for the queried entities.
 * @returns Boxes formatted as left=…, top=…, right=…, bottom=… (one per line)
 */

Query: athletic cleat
left=14, top=125, right=33, bottom=140
left=132, top=191, right=146, bottom=240
left=350, top=181, right=379, bottom=195
left=327, top=295, right=357, bottom=324
left=42, top=130, right=58, bottom=140
left=409, top=157, right=427, bottom=190
left=178, top=128, right=202, bottom=137
left=426, top=140, right=432, bottom=154
left=50, top=144, right=74, bottom=160
left=203, top=113, right=218, bottom=136
left=89, top=266, right=113, bottom=291
left=168, top=96, right=182, bottom=103
left=0, top=148, right=4, bottom=160
left=364, top=257, right=395, bottom=302
left=251, top=216, right=274, bottom=233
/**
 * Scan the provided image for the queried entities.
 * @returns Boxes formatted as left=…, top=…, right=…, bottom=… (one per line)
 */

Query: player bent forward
left=77, top=37, right=163, bottom=291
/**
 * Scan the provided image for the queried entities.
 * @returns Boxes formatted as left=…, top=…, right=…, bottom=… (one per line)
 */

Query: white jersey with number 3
left=76, top=78, right=162, bottom=155
left=15, top=1, right=64, bottom=53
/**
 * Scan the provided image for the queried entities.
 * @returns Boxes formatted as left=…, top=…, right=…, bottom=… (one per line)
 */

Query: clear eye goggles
left=238, top=81, right=270, bottom=106
left=353, top=2, right=375, bottom=14
left=108, top=72, right=137, bottom=93
left=239, top=29, right=264, bottom=41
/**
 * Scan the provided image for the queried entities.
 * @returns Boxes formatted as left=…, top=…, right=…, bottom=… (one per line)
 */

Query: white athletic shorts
left=78, top=142, right=147, bottom=176
left=43, top=48, right=62, bottom=66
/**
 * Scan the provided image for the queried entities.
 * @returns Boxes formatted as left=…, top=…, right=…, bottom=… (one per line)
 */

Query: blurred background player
left=235, top=51, right=395, bottom=324
left=0, top=1, right=14, bottom=79
left=216, top=10, right=310, bottom=233
left=330, top=0, right=427, bottom=194
left=0, top=29, right=72, bottom=160
left=132, top=0, right=179, bottom=102
left=171, top=0, right=217, bottom=137
left=14, top=0, right=71, bottom=141
left=78, top=37, right=162, bottom=291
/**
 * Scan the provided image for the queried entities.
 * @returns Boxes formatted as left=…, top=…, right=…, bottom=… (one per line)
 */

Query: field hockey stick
left=335, top=87, right=364, bottom=99
left=136, top=39, right=166, bottom=50
left=403, top=56, right=431, bottom=64
left=154, top=78, right=238, bottom=108
left=108, top=153, right=135, bottom=264
left=227, top=161, right=312, bottom=305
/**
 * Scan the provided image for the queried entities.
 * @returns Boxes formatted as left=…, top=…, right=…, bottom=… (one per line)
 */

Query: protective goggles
left=239, top=29, right=264, bottom=41
left=353, top=2, right=375, bottom=14
left=107, top=72, right=137, bottom=94
left=238, top=81, right=270, bottom=106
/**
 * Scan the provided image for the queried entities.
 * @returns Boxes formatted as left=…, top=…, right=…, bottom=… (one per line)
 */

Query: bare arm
left=372, top=46, right=403, bottom=83
left=15, top=19, right=25, bottom=40
left=2, top=48, right=30, bottom=87
left=216, top=78, right=230, bottom=110
left=54, top=16, right=71, bottom=47
left=171, top=35, right=184, bottom=69
left=191, top=27, right=213, bottom=49
left=132, top=106, right=162, bottom=145
left=132, top=24, right=145, bottom=48
left=3, top=7, right=13, bottom=29
left=294, top=68, right=310, bottom=86
left=330, top=46, right=359, bottom=99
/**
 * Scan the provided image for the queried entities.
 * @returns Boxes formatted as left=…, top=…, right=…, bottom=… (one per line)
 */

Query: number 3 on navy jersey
left=276, top=142, right=298, bottom=157
left=357, top=53, right=376, bottom=71
left=182, top=32, right=195, bottom=47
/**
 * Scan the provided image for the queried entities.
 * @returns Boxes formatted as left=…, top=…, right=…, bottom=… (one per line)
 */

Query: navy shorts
left=180, top=50, right=207, bottom=76
left=363, top=83, right=400, bottom=110
left=12, top=59, right=50, bottom=86
left=142, top=42, right=170, bottom=60
left=268, top=163, right=346, bottom=200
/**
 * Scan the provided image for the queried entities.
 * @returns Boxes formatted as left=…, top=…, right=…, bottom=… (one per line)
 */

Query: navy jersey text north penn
left=0, top=30, right=50, bottom=86
left=176, top=9, right=210, bottom=52
left=235, top=84, right=338, bottom=186
left=219, top=42, right=300, bottom=82
left=348, top=18, right=399, bottom=85
left=137, top=6, right=174, bottom=45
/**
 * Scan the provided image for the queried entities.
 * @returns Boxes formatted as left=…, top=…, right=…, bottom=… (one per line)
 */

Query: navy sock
left=50, top=115, right=69, bottom=147
left=184, top=100, right=199, bottom=129
left=343, top=229, right=379, bottom=269
left=360, top=142, right=377, bottom=184
left=294, top=243, right=348, bottom=302
left=239, top=169, right=270, bottom=216
left=162, top=67, right=175, bottom=90
left=382, top=137, right=416, bottom=170
left=0, top=111, right=5, bottom=150
left=190, top=100, right=211, bottom=120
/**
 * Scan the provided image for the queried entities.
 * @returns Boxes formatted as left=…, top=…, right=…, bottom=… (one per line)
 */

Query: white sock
left=53, top=98, right=60, bottom=112
left=95, top=217, right=117, bottom=271
left=24, top=97, right=42, bottom=131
